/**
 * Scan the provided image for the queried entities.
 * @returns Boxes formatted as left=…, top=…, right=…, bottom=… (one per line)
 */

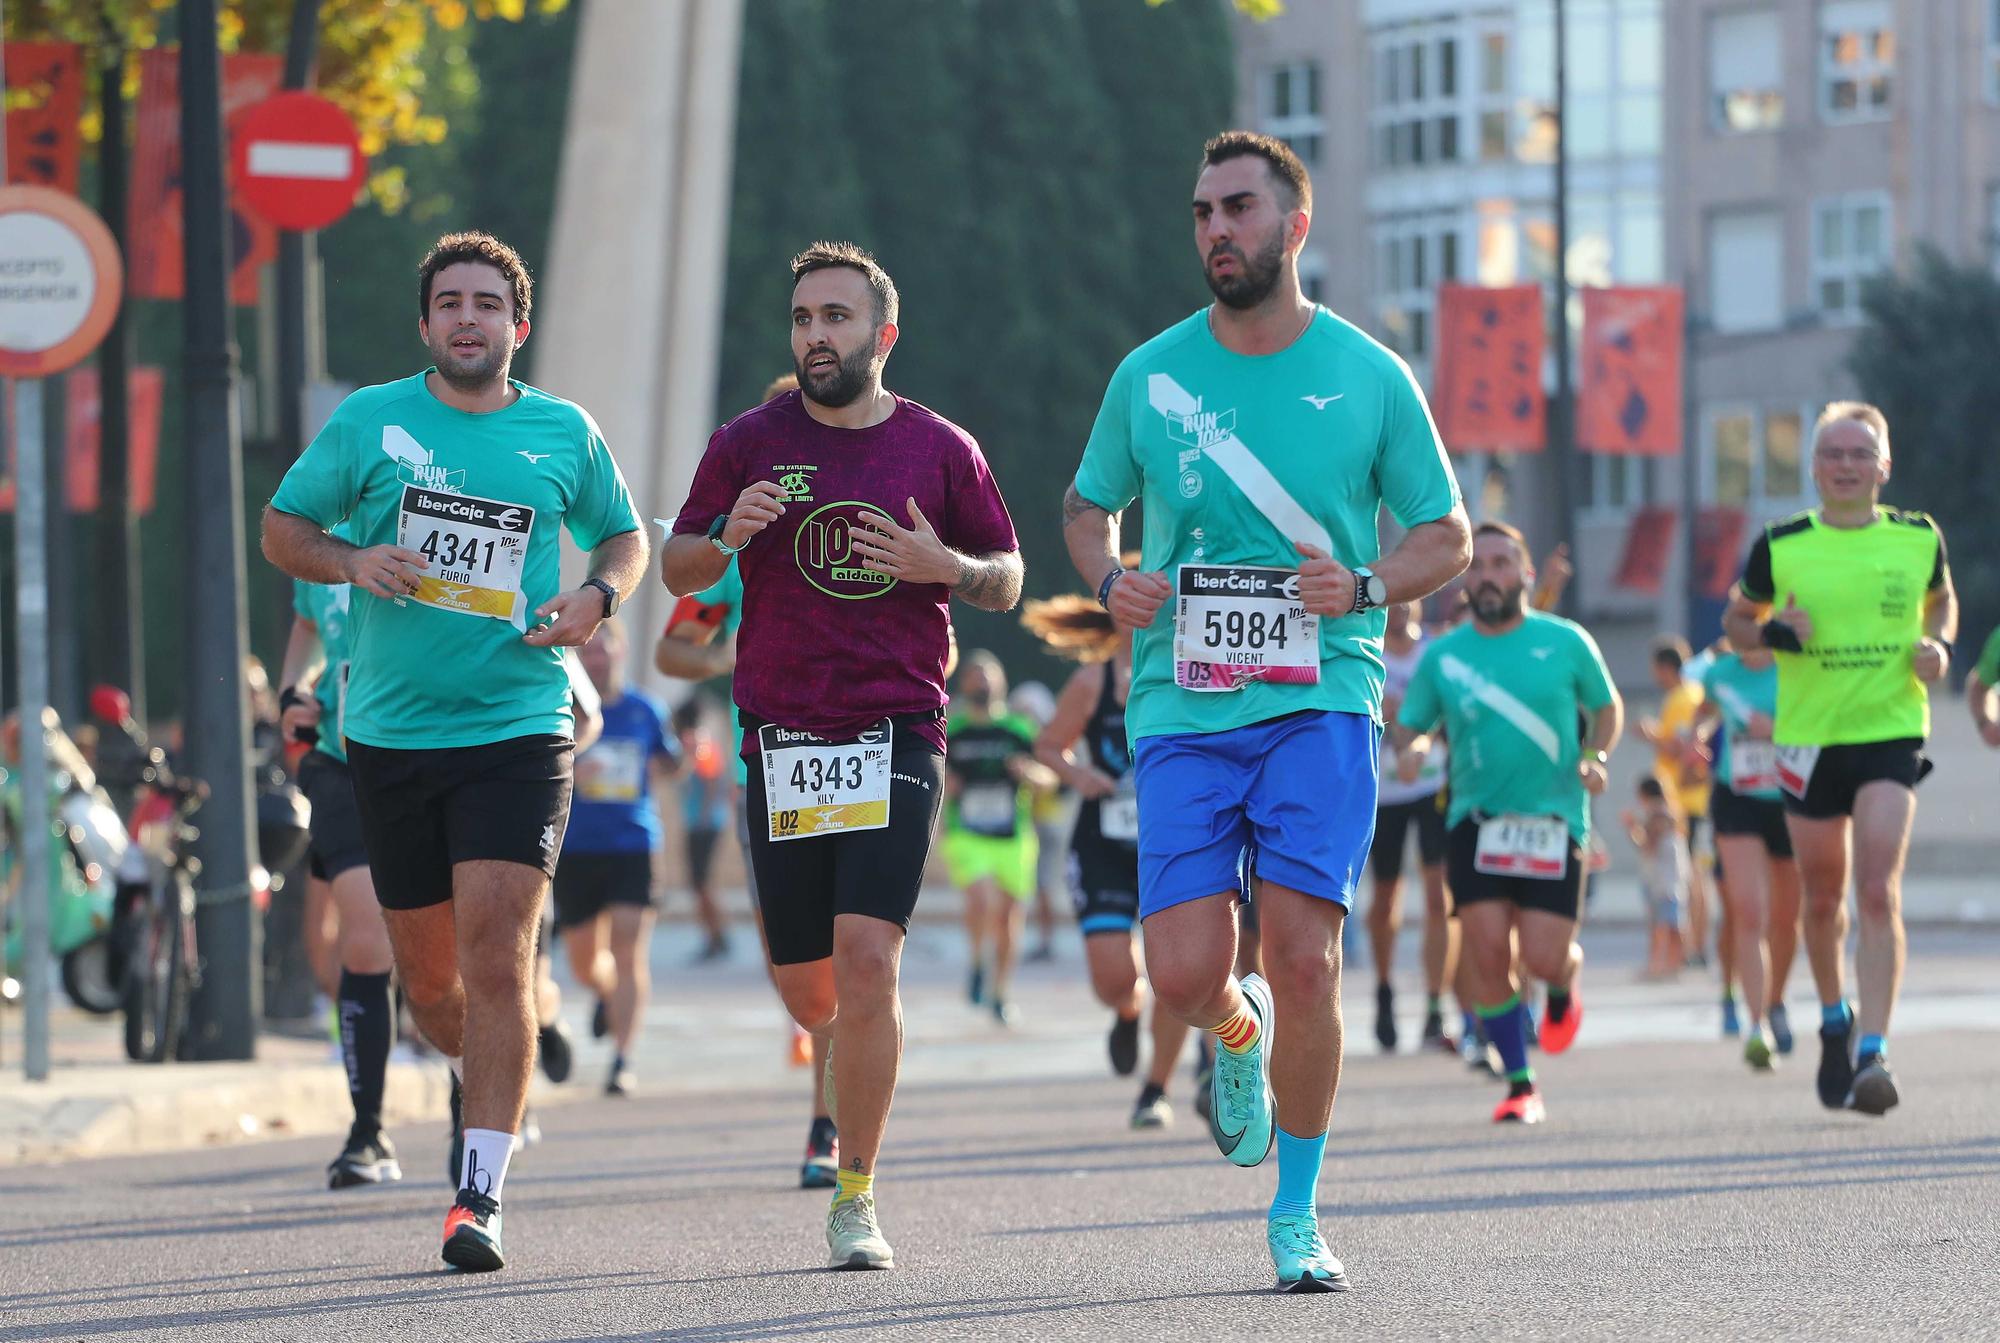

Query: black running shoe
left=441, top=1188, right=504, bottom=1272
left=1420, top=1006, right=1447, bottom=1051
left=801, top=1116, right=839, bottom=1189
left=1817, top=1018, right=1855, bottom=1110
left=537, top=1020, right=574, bottom=1085
left=1374, top=982, right=1398, bottom=1053
left=590, top=997, right=608, bottom=1040
left=446, top=1073, right=464, bottom=1185
left=1108, top=1014, right=1140, bottom=1076
left=1192, top=1041, right=1215, bottom=1125
left=327, top=1129, right=402, bottom=1189
left=605, top=1062, right=636, bottom=1097
left=967, top=964, right=986, bottom=1007
left=1847, top=1054, right=1899, bottom=1116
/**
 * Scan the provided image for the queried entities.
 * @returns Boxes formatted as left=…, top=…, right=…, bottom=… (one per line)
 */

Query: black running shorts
left=1069, top=838, right=1140, bottom=935
left=1445, top=818, right=1586, bottom=922
left=551, top=849, right=656, bottom=930
left=346, top=734, right=574, bottom=912
left=298, top=749, right=370, bottom=882
left=1710, top=783, right=1793, bottom=859
left=742, top=739, right=945, bottom=966
left=1369, top=793, right=1448, bottom=885
left=1781, top=738, right=1930, bottom=820
left=686, top=827, right=722, bottom=888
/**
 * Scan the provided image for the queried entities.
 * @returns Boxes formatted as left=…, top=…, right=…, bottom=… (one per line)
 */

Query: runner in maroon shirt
left=662, top=241, right=1022, bottom=1271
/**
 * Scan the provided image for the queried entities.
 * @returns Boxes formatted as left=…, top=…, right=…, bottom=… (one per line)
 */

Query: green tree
left=1848, top=246, right=2000, bottom=670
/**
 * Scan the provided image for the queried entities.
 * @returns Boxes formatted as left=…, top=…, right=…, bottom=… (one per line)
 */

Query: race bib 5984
left=1172, top=564, right=1320, bottom=694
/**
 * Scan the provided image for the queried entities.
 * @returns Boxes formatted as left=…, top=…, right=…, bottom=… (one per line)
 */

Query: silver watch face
left=1366, top=574, right=1388, bottom=607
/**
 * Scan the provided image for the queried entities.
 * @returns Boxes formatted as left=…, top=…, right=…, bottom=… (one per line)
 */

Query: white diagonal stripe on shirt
left=1439, top=653, right=1562, bottom=763
left=1146, top=373, right=1334, bottom=554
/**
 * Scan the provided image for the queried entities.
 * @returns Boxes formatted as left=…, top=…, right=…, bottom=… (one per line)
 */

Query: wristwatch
left=1350, top=567, right=1387, bottom=614
left=582, top=576, right=620, bottom=618
left=1589, top=749, right=1609, bottom=766
left=707, top=513, right=747, bottom=555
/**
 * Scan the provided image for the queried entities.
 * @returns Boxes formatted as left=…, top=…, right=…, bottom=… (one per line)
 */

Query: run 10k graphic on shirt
left=671, top=390, right=1018, bottom=755
left=270, top=371, right=642, bottom=750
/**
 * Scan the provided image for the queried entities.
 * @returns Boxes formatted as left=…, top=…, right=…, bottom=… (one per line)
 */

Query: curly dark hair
left=1201, top=130, right=1312, bottom=213
left=418, top=231, right=533, bottom=323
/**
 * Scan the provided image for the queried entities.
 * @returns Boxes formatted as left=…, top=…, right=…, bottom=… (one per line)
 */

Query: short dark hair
left=419, top=231, right=533, bottom=323
left=1201, top=130, right=1312, bottom=213
left=790, top=240, right=899, bottom=327
left=1651, top=634, right=1691, bottom=670
left=1473, top=520, right=1530, bottom=558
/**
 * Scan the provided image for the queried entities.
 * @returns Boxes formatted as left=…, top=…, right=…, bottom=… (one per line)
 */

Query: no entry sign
left=231, top=91, right=368, bottom=232
left=0, top=184, right=123, bottom=379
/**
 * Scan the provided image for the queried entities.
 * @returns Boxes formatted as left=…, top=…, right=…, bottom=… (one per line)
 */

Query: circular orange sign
left=0, top=185, right=124, bottom=379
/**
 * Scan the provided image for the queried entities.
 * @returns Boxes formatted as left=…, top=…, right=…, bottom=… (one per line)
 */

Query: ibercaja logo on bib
left=794, top=500, right=898, bottom=600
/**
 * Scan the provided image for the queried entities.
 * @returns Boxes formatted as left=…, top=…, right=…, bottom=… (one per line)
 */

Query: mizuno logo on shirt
left=517, top=451, right=551, bottom=464
left=1300, top=394, right=1344, bottom=410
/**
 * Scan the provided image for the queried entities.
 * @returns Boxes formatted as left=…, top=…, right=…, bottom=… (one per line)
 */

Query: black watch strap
left=583, top=576, right=619, bottom=618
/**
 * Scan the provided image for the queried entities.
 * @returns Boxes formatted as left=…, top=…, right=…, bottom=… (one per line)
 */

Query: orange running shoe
left=789, top=1023, right=812, bottom=1068
left=1539, top=992, right=1582, bottom=1054
left=1492, top=1089, right=1546, bottom=1124
left=441, top=1189, right=503, bottom=1271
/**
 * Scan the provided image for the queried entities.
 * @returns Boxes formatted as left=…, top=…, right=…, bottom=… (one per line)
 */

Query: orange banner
left=0, top=369, right=162, bottom=514
left=1613, top=506, right=1679, bottom=595
left=129, top=47, right=283, bottom=304
left=4, top=42, right=84, bottom=193
left=1432, top=284, right=1546, bottom=453
left=1579, top=286, right=1684, bottom=455
left=1693, top=506, right=1749, bottom=599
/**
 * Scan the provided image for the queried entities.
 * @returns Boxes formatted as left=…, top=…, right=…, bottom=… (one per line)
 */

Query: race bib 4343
left=760, top=720, right=893, bottom=842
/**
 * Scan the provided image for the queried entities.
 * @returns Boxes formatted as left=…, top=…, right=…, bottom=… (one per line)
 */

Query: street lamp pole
left=1549, top=0, right=1578, bottom=611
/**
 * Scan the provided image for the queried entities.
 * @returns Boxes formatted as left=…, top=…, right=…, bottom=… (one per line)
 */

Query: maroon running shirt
left=672, top=391, right=1018, bottom=754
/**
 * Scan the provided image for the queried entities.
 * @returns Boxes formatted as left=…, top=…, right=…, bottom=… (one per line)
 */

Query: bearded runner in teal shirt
left=1392, top=523, right=1621, bottom=1129
left=262, top=232, right=646, bottom=1276
left=1063, top=133, right=1470, bottom=1295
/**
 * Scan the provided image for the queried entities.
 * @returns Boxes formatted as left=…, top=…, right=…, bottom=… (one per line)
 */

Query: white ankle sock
left=460, top=1127, right=514, bottom=1200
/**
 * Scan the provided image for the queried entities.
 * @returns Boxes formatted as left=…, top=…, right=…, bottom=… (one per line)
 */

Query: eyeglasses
left=1814, top=446, right=1881, bottom=464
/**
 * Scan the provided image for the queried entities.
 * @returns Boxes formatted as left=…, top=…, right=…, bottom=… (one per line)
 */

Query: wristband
left=1759, top=619, right=1803, bottom=653
left=1935, top=637, right=1954, bottom=658
left=1096, top=567, right=1126, bottom=611
left=279, top=685, right=308, bottom=712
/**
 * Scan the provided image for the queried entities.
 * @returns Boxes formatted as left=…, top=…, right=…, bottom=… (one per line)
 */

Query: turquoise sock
left=1858, top=1033, right=1886, bottom=1059
left=1270, top=1128, right=1327, bottom=1220
left=1821, top=1001, right=1852, bottom=1031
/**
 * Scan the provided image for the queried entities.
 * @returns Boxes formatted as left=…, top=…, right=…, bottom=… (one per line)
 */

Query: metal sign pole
left=15, top=377, right=53, bottom=1082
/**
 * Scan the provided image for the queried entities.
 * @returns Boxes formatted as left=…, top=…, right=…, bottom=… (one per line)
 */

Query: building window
left=1710, top=8, right=1784, bottom=131
left=1821, top=0, right=1893, bottom=124
left=1516, top=0, right=1661, bottom=164
left=1260, top=61, right=1323, bottom=164
left=1374, top=211, right=1465, bottom=365
left=1708, top=210, right=1784, bottom=334
left=1581, top=455, right=1648, bottom=514
left=1811, top=193, right=1892, bottom=322
left=1709, top=407, right=1810, bottom=507
left=1370, top=26, right=1463, bottom=171
left=1989, top=0, right=2000, bottom=104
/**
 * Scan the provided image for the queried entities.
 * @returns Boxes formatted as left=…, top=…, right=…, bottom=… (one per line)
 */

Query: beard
left=1204, top=230, right=1287, bottom=310
left=429, top=330, right=513, bottom=391
left=795, top=339, right=878, bottom=409
left=1470, top=581, right=1528, bottom=627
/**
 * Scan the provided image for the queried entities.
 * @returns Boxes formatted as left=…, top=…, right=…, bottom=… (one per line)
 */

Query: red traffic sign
left=230, top=91, right=368, bottom=232
left=0, top=185, right=124, bottom=379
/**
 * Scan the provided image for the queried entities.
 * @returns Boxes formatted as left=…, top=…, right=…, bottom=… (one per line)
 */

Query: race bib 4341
left=396, top=485, right=533, bottom=624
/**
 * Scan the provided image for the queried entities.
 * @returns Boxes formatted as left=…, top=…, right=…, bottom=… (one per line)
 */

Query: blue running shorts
left=1133, top=709, right=1379, bottom=919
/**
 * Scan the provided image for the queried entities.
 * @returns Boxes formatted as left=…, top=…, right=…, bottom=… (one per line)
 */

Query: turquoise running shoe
left=1268, top=1212, right=1349, bottom=1293
left=1207, top=973, right=1276, bottom=1169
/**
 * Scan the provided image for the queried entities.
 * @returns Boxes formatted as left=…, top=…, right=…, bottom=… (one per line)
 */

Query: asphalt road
left=4, top=927, right=1999, bottom=1342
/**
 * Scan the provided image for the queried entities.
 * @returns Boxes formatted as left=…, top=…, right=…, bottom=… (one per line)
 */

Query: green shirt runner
left=270, top=371, right=641, bottom=750
left=944, top=714, right=1039, bottom=841
left=1397, top=609, right=1617, bottom=845
left=1074, top=308, right=1460, bottom=742
left=291, top=576, right=354, bottom=764
left=1695, top=651, right=1781, bottom=803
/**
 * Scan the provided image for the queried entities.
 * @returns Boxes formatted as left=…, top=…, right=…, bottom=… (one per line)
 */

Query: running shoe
left=1539, top=990, right=1583, bottom=1055
left=692, top=935, right=731, bottom=964
left=967, top=964, right=986, bottom=1007
left=590, top=997, right=608, bottom=1040
left=1268, top=1212, right=1351, bottom=1294
left=1743, top=1029, right=1775, bottom=1072
left=827, top=1192, right=893, bottom=1270
left=537, top=1019, right=574, bottom=1085
left=1816, top=1016, right=1855, bottom=1110
left=1192, top=1042, right=1214, bottom=1125
left=446, top=1073, right=464, bottom=1184
left=992, top=998, right=1021, bottom=1028
left=1492, top=1088, right=1546, bottom=1124
left=1108, top=1014, right=1140, bottom=1076
left=605, top=1062, right=636, bottom=1097
left=1848, top=1055, right=1899, bottom=1116
left=1026, top=939, right=1057, bottom=964
left=1769, top=1002, right=1795, bottom=1056
left=1131, top=1086, right=1173, bottom=1130
left=1374, top=982, right=1398, bottom=1053
left=1420, top=1006, right=1449, bottom=1052
left=327, top=1129, right=402, bottom=1189
left=1208, top=974, right=1276, bottom=1169
left=789, top=1023, right=812, bottom=1068
left=801, top=1118, right=839, bottom=1189
left=441, top=1188, right=503, bottom=1272
left=1721, top=997, right=1742, bottom=1039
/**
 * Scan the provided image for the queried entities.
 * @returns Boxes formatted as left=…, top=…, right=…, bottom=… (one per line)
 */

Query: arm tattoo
left=951, top=549, right=1025, bottom=612
left=1063, top=482, right=1108, bottom=526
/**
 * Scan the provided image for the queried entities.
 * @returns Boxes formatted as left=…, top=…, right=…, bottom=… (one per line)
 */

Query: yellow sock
left=834, top=1167, right=873, bottom=1206
left=1215, top=1004, right=1261, bottom=1055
